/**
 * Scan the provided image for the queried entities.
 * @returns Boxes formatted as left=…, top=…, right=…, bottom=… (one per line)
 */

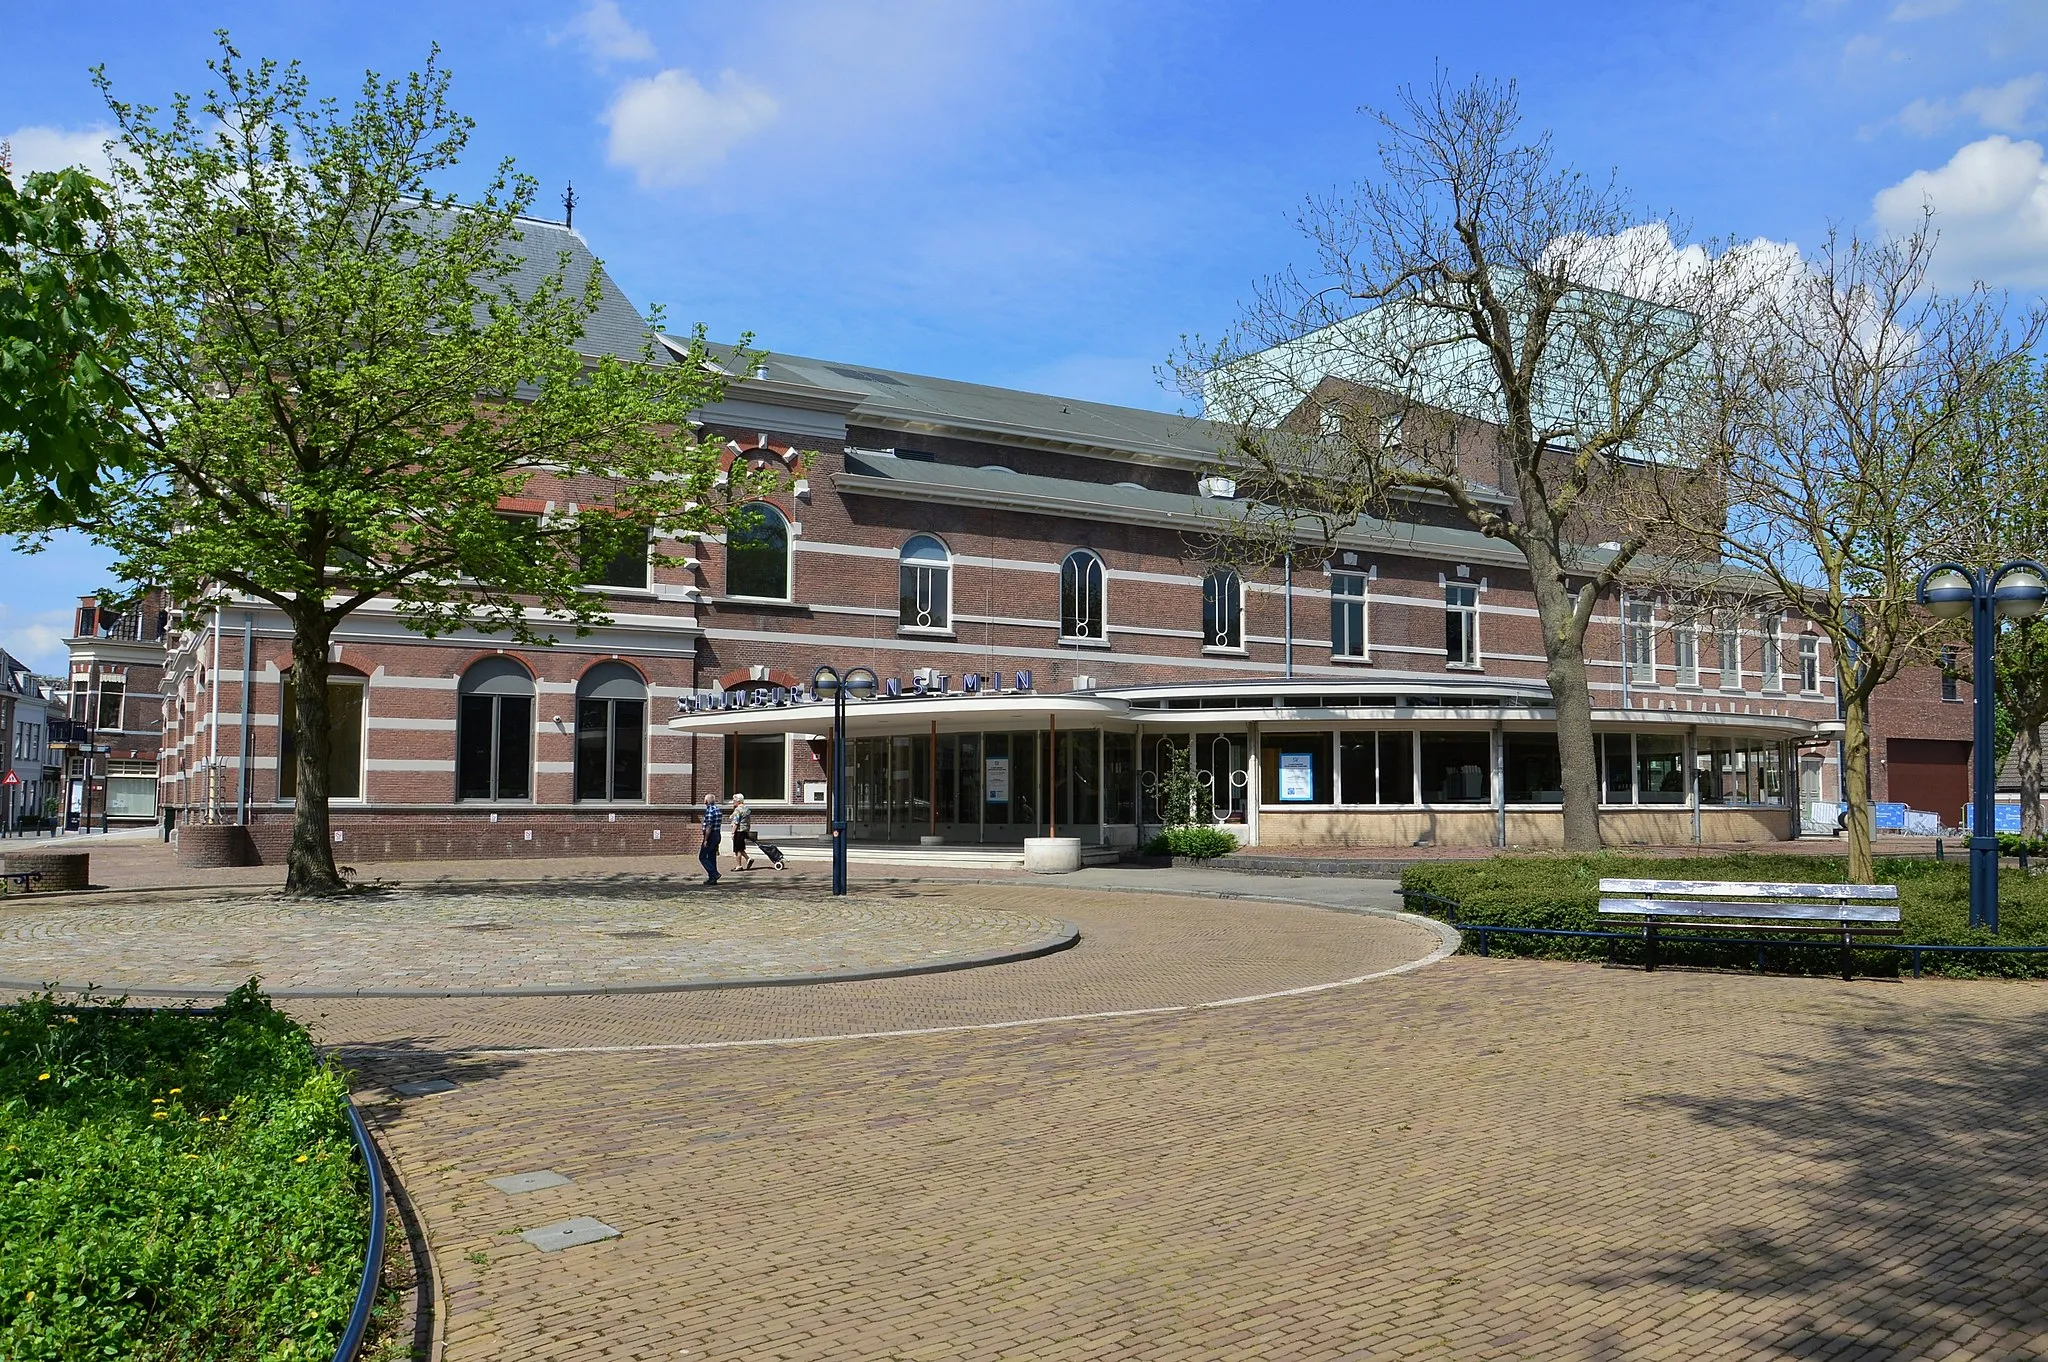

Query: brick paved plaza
left=10, top=863, right=2048, bottom=1359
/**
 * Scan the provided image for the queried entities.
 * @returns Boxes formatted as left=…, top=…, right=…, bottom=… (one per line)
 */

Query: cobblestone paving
left=0, top=882, right=1074, bottom=995
left=270, top=884, right=2048, bottom=1361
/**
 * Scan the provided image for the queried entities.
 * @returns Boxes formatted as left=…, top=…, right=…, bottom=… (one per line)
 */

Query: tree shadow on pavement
left=1607, top=998, right=2048, bottom=1357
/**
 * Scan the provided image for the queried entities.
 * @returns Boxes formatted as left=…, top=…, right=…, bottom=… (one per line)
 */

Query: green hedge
left=0, top=983, right=370, bottom=1360
left=1401, top=853, right=2048, bottom=978
left=1143, top=827, right=1240, bottom=860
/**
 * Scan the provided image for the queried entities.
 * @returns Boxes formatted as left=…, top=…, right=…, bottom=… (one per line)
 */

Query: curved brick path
left=0, top=882, right=1077, bottom=996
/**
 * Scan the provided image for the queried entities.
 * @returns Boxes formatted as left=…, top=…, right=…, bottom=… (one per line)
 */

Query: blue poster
left=1968, top=803, right=2025, bottom=833
left=1279, top=752, right=1315, bottom=802
left=1872, top=802, right=1907, bottom=831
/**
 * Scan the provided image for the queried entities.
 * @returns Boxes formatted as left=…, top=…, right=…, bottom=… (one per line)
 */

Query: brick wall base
left=1, top=851, right=90, bottom=891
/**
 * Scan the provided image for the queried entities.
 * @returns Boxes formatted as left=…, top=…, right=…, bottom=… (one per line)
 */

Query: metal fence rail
left=332, top=1099, right=388, bottom=1362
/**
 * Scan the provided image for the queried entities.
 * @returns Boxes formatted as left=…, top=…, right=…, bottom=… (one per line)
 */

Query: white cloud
left=0, top=602, right=78, bottom=675
left=552, top=1, right=655, bottom=64
left=1889, top=0, right=1964, bottom=18
left=1873, top=134, right=2048, bottom=286
left=603, top=68, right=778, bottom=188
left=1897, top=73, right=2047, bottom=136
left=1, top=125, right=113, bottom=180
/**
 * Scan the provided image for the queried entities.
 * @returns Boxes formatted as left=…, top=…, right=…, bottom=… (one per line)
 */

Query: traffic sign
left=0, top=771, right=18, bottom=786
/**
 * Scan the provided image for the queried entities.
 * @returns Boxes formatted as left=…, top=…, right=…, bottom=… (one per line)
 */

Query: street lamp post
left=1917, top=558, right=2048, bottom=932
left=811, top=665, right=878, bottom=897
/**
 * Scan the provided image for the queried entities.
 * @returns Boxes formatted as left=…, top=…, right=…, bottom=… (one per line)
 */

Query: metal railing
left=332, top=1099, right=388, bottom=1362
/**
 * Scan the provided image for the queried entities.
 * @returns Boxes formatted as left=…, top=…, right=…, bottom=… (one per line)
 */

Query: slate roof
left=693, top=343, right=1226, bottom=463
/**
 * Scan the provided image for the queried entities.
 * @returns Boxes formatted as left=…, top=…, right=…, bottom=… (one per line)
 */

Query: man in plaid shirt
left=698, top=795, right=722, bottom=884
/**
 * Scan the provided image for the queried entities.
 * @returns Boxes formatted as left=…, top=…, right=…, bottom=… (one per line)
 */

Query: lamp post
left=1917, top=558, right=2048, bottom=931
left=811, top=664, right=878, bottom=896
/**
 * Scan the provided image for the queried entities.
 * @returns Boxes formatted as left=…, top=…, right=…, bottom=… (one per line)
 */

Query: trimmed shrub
left=1144, top=826, right=1239, bottom=860
left=1401, top=853, right=2048, bottom=978
left=0, top=982, right=370, bottom=1360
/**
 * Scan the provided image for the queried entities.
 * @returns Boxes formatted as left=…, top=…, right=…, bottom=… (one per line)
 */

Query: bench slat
left=1598, top=878, right=1897, bottom=900
left=1599, top=898, right=1901, bottom=922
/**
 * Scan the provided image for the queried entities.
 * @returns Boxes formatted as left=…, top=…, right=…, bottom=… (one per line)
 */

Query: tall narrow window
left=899, top=535, right=951, bottom=631
left=1445, top=584, right=1479, bottom=667
left=1674, top=618, right=1700, bottom=687
left=1203, top=568, right=1243, bottom=650
left=1625, top=600, right=1656, bottom=685
left=1799, top=635, right=1821, bottom=693
left=1941, top=646, right=1960, bottom=702
left=1060, top=550, right=1105, bottom=641
left=1761, top=615, right=1784, bottom=691
left=457, top=658, right=534, bottom=801
left=724, top=733, right=789, bottom=801
left=726, top=502, right=791, bottom=600
left=279, top=675, right=366, bottom=801
left=1331, top=572, right=1368, bottom=659
left=96, top=680, right=125, bottom=731
left=1718, top=613, right=1742, bottom=689
left=574, top=663, right=645, bottom=802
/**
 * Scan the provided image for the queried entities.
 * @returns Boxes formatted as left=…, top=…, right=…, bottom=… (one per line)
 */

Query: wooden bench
left=1597, top=878, right=1902, bottom=980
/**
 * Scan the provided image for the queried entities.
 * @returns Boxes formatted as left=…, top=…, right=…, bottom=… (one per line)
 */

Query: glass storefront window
left=1103, top=732, right=1135, bottom=824
left=725, top=734, right=789, bottom=802
left=1260, top=735, right=1332, bottom=805
left=1636, top=735, right=1686, bottom=804
left=1336, top=731, right=1415, bottom=805
left=1602, top=734, right=1634, bottom=804
left=1504, top=733, right=1562, bottom=803
left=1421, top=732, right=1490, bottom=804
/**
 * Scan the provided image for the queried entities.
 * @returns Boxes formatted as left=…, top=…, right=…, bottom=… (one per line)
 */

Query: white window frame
left=724, top=730, right=793, bottom=805
left=1059, top=549, right=1107, bottom=643
left=1330, top=572, right=1369, bottom=661
left=1675, top=618, right=1700, bottom=688
left=278, top=675, right=368, bottom=804
left=1445, top=583, right=1480, bottom=670
left=897, top=534, right=953, bottom=635
left=1761, top=615, right=1784, bottom=692
left=1718, top=613, right=1743, bottom=692
left=1799, top=634, right=1821, bottom=694
left=1625, top=599, right=1657, bottom=686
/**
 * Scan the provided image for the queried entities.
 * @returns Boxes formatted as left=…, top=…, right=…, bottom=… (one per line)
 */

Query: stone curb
left=0, top=917, right=1081, bottom=1001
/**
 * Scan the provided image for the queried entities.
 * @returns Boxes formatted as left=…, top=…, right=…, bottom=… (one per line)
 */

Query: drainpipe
left=1283, top=553, right=1294, bottom=680
left=1246, top=722, right=1261, bottom=848
left=1618, top=588, right=1631, bottom=713
left=1493, top=721, right=1506, bottom=848
left=207, top=605, right=222, bottom=821
left=1689, top=723, right=1702, bottom=845
left=236, top=611, right=253, bottom=825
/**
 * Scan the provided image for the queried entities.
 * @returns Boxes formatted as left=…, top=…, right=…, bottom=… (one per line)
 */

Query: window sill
left=711, top=594, right=800, bottom=608
left=1060, top=636, right=1113, bottom=649
left=1329, top=653, right=1374, bottom=666
left=1202, top=646, right=1249, bottom=657
left=897, top=627, right=956, bottom=640
left=1446, top=661, right=1484, bottom=672
left=578, top=584, right=655, bottom=597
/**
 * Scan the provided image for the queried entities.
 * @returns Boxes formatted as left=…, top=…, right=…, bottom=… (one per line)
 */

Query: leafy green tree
left=0, top=154, right=132, bottom=511
left=0, top=39, right=771, bottom=893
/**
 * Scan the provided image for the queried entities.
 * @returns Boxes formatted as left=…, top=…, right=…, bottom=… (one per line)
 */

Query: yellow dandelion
left=152, top=1111, right=169, bottom=1120
left=295, top=1153, right=309, bottom=1163
left=197, top=1116, right=211, bottom=1124
left=23, top=1292, right=32, bottom=1303
left=169, top=1087, right=182, bottom=1095
left=152, top=1097, right=164, bottom=1105
left=36, top=1072, right=49, bottom=1081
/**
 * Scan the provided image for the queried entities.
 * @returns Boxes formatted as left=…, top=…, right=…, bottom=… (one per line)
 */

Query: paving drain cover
left=391, top=1078, right=458, bottom=1097
left=488, top=1169, right=573, bottom=1194
left=607, top=929, right=670, bottom=939
left=458, top=922, right=515, bottom=933
left=521, top=1216, right=619, bottom=1252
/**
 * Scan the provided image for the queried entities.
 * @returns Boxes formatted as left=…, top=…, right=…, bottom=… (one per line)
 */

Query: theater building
left=154, top=215, right=1847, bottom=864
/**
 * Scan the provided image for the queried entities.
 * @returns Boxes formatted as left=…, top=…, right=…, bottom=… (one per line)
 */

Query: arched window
left=899, top=534, right=951, bottom=631
left=1060, top=550, right=1105, bottom=641
left=726, top=502, right=790, bottom=601
left=457, top=658, right=534, bottom=801
left=1203, top=568, right=1242, bottom=650
left=575, top=662, right=645, bottom=802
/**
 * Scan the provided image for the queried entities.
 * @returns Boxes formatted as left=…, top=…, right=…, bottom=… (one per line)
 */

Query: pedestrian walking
left=698, top=795, right=723, bottom=884
left=730, top=793, right=754, bottom=871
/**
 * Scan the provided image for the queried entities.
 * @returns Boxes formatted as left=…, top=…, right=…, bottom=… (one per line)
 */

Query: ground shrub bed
left=1401, top=854, right=2048, bottom=978
left=1143, top=827, right=1240, bottom=860
left=0, top=983, right=370, bottom=1360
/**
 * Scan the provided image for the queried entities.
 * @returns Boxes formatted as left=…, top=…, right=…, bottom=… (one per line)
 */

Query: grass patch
left=1401, top=853, right=2048, bottom=978
left=0, top=982, right=370, bottom=1360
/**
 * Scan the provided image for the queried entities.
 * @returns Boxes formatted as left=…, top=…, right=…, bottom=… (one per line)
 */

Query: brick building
left=151, top=214, right=1897, bottom=863
left=61, top=593, right=169, bottom=828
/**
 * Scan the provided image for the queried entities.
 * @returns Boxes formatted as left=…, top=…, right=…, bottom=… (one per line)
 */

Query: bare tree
left=1180, top=71, right=1761, bottom=851
left=1676, top=219, right=2037, bottom=882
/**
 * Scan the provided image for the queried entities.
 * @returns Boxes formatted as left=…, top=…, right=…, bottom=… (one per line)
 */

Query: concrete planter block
left=1022, top=836, right=1082, bottom=874
left=918, top=834, right=946, bottom=846
left=0, top=850, right=89, bottom=892
left=176, top=823, right=256, bottom=869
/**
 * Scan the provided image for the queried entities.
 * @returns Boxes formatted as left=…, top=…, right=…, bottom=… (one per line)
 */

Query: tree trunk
left=2021, top=723, right=2043, bottom=840
left=1526, top=544, right=1603, bottom=852
left=284, top=612, right=347, bottom=895
left=1841, top=695, right=1875, bottom=885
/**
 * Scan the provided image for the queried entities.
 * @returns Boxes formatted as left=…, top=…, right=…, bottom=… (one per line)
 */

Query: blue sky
left=4, top=0, right=2046, bottom=670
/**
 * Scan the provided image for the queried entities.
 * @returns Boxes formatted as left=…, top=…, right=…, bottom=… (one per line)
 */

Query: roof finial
left=562, top=181, right=577, bottom=229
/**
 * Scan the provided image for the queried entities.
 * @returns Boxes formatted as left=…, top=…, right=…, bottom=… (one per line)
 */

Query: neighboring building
left=1866, top=654, right=1973, bottom=828
left=1, top=649, right=57, bottom=832
left=63, top=592, right=169, bottom=828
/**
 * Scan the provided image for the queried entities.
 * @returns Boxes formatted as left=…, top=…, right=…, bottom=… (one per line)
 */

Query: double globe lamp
left=1917, top=559, right=2048, bottom=931
left=811, top=664, right=878, bottom=896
